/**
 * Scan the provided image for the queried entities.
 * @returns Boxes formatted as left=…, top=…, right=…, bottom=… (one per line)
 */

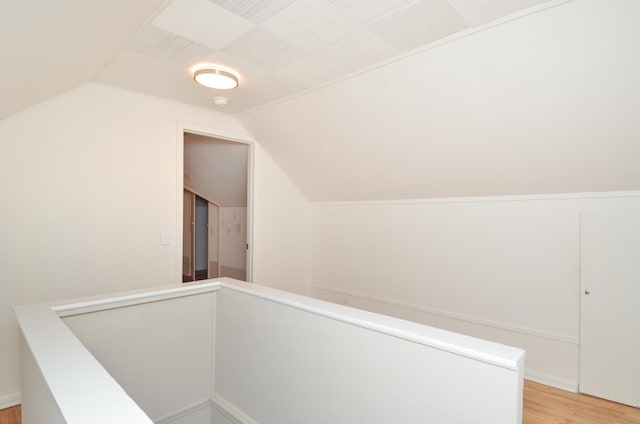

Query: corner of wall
left=251, top=144, right=311, bottom=295
left=0, top=392, right=21, bottom=409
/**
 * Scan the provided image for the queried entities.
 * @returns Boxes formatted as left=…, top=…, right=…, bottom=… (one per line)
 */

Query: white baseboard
left=104, top=395, right=255, bottom=424
left=0, top=392, right=20, bottom=409
left=211, top=394, right=258, bottom=424
left=525, top=370, right=578, bottom=393
left=154, top=399, right=210, bottom=424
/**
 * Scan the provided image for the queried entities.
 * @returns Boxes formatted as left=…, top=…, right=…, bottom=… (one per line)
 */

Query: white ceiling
left=239, top=0, right=640, bottom=201
left=2, top=0, right=639, bottom=202
left=0, top=0, right=557, bottom=118
left=184, top=133, right=248, bottom=207
left=97, top=0, right=556, bottom=114
left=0, top=0, right=167, bottom=119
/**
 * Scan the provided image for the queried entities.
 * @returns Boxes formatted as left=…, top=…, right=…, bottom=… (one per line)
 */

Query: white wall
left=16, top=280, right=524, bottom=424
left=62, top=293, right=214, bottom=422
left=19, top=333, right=67, bottom=424
left=0, top=83, right=310, bottom=406
left=219, top=207, right=247, bottom=280
left=310, top=194, right=640, bottom=391
left=215, top=284, right=524, bottom=424
left=252, top=145, right=310, bottom=295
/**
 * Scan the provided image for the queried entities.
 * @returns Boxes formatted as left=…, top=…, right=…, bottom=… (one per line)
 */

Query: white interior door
left=580, top=212, right=640, bottom=407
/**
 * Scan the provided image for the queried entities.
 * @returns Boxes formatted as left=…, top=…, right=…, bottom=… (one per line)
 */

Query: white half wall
left=215, top=283, right=524, bottom=424
left=62, top=293, right=214, bottom=421
left=0, top=82, right=310, bottom=406
left=16, top=280, right=524, bottom=424
left=309, top=194, right=637, bottom=390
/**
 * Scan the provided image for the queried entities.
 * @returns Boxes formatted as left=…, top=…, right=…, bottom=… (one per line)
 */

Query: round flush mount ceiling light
left=193, top=67, right=238, bottom=90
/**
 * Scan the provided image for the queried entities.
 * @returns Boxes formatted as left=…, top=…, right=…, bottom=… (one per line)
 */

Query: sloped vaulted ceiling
left=238, top=0, right=640, bottom=201
left=2, top=0, right=560, bottom=119
left=0, top=0, right=167, bottom=118
left=1, top=0, right=639, bottom=201
left=94, top=0, right=558, bottom=114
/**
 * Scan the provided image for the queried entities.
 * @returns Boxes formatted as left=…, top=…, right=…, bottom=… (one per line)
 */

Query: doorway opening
left=182, top=132, right=250, bottom=283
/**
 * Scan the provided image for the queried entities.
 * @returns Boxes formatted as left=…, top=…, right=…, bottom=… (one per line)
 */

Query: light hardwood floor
left=524, top=381, right=640, bottom=423
left=1, top=381, right=639, bottom=423
left=0, top=405, right=20, bottom=424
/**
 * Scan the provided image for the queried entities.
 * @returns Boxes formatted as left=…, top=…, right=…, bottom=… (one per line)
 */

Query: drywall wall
left=252, top=145, right=310, bottom=295
left=311, top=194, right=594, bottom=390
left=0, top=82, right=310, bottom=406
left=0, top=85, right=111, bottom=407
left=62, top=293, right=213, bottom=421
left=239, top=0, right=640, bottom=201
left=19, top=334, right=67, bottom=424
left=311, top=192, right=640, bottom=390
left=215, top=284, right=524, bottom=423
left=219, top=207, right=247, bottom=280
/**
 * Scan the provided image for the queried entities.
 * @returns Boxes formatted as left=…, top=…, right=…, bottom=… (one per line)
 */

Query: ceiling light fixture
left=193, top=67, right=239, bottom=90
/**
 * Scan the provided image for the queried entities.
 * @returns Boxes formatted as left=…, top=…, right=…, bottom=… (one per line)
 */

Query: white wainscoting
left=310, top=192, right=640, bottom=392
left=310, top=284, right=578, bottom=391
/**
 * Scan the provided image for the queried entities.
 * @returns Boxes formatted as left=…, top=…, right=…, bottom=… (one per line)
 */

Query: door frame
left=176, top=122, right=255, bottom=283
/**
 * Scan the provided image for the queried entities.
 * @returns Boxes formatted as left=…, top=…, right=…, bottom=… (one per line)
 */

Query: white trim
left=310, top=284, right=579, bottom=345
left=0, top=392, right=20, bottom=409
left=214, top=202, right=221, bottom=278
left=152, top=396, right=257, bottom=424
left=175, top=122, right=185, bottom=284
left=526, top=371, right=579, bottom=393
left=311, top=191, right=640, bottom=207
left=53, top=284, right=218, bottom=317
left=176, top=122, right=255, bottom=284
left=224, top=279, right=524, bottom=370
left=154, top=399, right=211, bottom=424
left=211, top=394, right=258, bottom=424
left=178, top=121, right=256, bottom=144
left=313, top=193, right=582, bottom=206
left=245, top=141, right=255, bottom=282
left=580, top=190, right=640, bottom=199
